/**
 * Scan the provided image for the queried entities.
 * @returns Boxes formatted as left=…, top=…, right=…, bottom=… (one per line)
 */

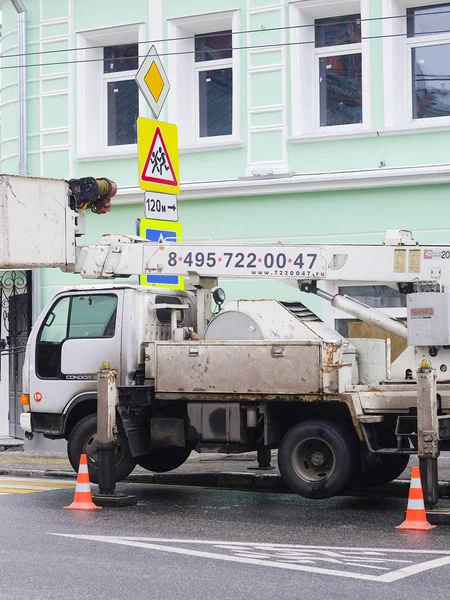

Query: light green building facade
left=1, top=0, right=450, bottom=435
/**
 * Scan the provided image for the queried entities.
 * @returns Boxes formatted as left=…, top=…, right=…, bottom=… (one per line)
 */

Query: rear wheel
left=67, top=413, right=136, bottom=484
left=137, top=447, right=191, bottom=473
left=278, top=420, right=357, bottom=499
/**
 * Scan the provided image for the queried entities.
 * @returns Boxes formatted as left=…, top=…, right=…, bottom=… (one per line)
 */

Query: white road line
left=343, top=563, right=389, bottom=571
left=51, top=536, right=387, bottom=582
left=50, top=535, right=450, bottom=583
left=106, top=538, right=450, bottom=554
left=379, top=556, right=450, bottom=583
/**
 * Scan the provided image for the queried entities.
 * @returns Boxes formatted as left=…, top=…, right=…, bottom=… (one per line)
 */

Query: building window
left=321, top=283, right=407, bottom=362
left=334, top=319, right=408, bottom=362
left=289, top=1, right=366, bottom=138
left=407, top=4, right=450, bottom=120
left=194, top=31, right=233, bottom=138
left=103, top=44, right=139, bottom=146
left=76, top=24, right=144, bottom=158
left=166, top=11, right=239, bottom=149
left=315, top=14, right=362, bottom=127
left=337, top=285, right=407, bottom=309
left=383, top=1, right=450, bottom=129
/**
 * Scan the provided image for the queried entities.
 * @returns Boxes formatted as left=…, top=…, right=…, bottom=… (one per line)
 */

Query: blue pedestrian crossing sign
left=138, top=218, right=184, bottom=290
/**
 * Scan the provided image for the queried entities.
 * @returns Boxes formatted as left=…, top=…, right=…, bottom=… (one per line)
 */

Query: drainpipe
left=11, top=0, right=27, bottom=176
left=10, top=1, right=40, bottom=325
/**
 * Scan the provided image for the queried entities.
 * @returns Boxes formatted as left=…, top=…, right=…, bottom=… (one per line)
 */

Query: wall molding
left=113, top=163, right=450, bottom=204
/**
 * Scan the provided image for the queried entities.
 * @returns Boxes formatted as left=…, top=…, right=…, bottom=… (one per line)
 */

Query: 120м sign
left=144, top=191, right=178, bottom=222
left=143, top=245, right=327, bottom=279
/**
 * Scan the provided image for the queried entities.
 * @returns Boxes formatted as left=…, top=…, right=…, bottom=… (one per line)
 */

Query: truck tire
left=278, top=420, right=357, bottom=499
left=67, top=414, right=136, bottom=484
left=354, top=454, right=410, bottom=487
left=137, top=448, right=191, bottom=473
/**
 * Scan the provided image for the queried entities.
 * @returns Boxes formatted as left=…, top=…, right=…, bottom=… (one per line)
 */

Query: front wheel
left=278, top=420, right=357, bottom=499
left=67, top=414, right=137, bottom=484
left=137, top=447, right=191, bottom=472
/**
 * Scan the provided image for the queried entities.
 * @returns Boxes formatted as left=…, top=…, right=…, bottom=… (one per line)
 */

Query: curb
left=1, top=465, right=449, bottom=499
left=0, top=468, right=74, bottom=479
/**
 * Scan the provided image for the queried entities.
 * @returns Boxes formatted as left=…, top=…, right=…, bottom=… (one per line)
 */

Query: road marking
left=0, top=488, right=42, bottom=494
left=0, top=477, right=75, bottom=495
left=0, top=455, right=69, bottom=465
left=50, top=536, right=450, bottom=583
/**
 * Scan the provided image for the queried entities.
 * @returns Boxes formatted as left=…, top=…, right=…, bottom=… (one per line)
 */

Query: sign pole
left=135, top=48, right=181, bottom=280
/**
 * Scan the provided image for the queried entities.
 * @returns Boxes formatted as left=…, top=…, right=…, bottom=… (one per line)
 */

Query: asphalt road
left=1, top=478, right=450, bottom=600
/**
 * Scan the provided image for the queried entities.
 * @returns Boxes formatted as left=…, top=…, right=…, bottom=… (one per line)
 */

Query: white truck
left=2, top=175, right=450, bottom=501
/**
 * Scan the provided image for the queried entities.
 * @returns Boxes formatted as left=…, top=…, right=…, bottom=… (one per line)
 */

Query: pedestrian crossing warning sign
left=142, top=127, right=177, bottom=187
left=138, top=117, right=180, bottom=195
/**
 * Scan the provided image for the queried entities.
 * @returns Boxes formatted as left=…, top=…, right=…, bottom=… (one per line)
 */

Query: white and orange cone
left=396, top=465, right=435, bottom=531
left=64, top=454, right=101, bottom=511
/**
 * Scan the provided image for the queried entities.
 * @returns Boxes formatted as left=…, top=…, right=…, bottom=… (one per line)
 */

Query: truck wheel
left=67, top=414, right=136, bottom=484
left=137, top=448, right=191, bottom=472
left=354, top=454, right=410, bottom=487
left=278, top=420, right=357, bottom=499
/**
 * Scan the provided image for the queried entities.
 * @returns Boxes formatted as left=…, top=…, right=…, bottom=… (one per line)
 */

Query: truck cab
left=20, top=284, right=196, bottom=453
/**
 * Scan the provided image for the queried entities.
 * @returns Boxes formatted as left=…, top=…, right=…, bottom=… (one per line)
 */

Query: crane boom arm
left=74, top=231, right=450, bottom=287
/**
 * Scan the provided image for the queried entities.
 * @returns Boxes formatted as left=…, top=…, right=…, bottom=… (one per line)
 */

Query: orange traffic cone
left=396, top=466, right=435, bottom=530
left=64, top=454, right=101, bottom=511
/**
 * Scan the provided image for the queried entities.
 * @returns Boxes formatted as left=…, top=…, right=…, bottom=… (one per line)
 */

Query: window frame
left=289, top=0, right=369, bottom=140
left=167, top=10, right=241, bottom=151
left=37, top=293, right=118, bottom=344
left=102, top=65, right=139, bottom=149
left=406, top=6, right=450, bottom=124
left=76, top=23, right=145, bottom=160
left=383, top=0, right=450, bottom=131
left=314, top=40, right=363, bottom=131
left=194, top=53, right=233, bottom=142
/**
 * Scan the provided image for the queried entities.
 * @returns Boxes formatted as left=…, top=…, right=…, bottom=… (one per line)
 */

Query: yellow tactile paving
left=0, top=455, right=69, bottom=465
left=0, top=477, right=75, bottom=495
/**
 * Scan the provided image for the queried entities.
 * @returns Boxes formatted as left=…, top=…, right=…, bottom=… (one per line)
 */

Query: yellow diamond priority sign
left=136, top=46, right=170, bottom=118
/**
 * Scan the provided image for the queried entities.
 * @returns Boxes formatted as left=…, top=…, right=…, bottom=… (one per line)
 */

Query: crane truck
left=2, top=174, right=449, bottom=501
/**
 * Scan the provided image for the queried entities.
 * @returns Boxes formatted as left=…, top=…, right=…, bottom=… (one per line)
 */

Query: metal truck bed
left=154, top=339, right=353, bottom=399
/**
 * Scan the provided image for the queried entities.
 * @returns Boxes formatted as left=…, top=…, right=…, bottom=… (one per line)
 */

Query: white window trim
left=314, top=43, right=363, bottom=132
left=289, top=0, right=371, bottom=140
left=167, top=10, right=241, bottom=151
left=383, top=0, right=450, bottom=131
left=75, top=22, right=145, bottom=160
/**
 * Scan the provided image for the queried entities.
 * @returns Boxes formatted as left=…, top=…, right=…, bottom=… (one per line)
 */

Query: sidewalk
left=1, top=443, right=450, bottom=498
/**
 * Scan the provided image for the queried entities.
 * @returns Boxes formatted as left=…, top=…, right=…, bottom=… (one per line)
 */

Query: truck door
left=29, top=291, right=122, bottom=414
